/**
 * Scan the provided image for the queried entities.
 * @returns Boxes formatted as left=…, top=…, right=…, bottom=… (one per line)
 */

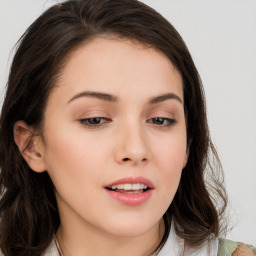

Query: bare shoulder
left=218, top=238, right=256, bottom=256
left=232, top=244, right=255, bottom=256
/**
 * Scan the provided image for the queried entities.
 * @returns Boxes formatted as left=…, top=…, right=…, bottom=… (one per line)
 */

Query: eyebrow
left=148, top=93, right=182, bottom=104
left=68, top=91, right=118, bottom=103
left=67, top=91, right=182, bottom=104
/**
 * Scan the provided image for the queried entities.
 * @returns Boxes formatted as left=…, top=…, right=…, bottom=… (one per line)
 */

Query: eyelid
left=79, top=117, right=112, bottom=129
left=146, top=117, right=177, bottom=127
left=146, top=110, right=175, bottom=121
left=77, top=110, right=110, bottom=119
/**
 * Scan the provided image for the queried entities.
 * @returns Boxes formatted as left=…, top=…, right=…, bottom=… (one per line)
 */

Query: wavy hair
left=0, top=0, right=227, bottom=255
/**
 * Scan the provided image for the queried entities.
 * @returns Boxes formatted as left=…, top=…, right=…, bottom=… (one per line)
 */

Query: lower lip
left=105, top=189, right=153, bottom=206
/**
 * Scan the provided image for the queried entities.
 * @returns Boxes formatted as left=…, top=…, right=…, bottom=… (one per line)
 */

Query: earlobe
left=13, top=121, right=47, bottom=173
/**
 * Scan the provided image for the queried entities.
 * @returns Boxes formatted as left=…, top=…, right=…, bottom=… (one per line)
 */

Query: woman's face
left=40, top=37, right=188, bottom=237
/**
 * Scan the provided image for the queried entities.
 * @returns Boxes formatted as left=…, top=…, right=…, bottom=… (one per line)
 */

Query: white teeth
left=110, top=183, right=148, bottom=190
left=124, top=184, right=132, bottom=190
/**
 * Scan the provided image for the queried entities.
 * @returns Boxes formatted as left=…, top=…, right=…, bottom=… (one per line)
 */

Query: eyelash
left=79, top=117, right=111, bottom=128
left=147, top=117, right=177, bottom=127
left=79, top=117, right=176, bottom=128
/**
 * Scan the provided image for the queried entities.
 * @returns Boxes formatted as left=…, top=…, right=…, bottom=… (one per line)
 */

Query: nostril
left=122, top=157, right=147, bottom=163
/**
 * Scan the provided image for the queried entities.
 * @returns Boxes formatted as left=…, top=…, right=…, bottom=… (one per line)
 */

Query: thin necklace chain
left=53, top=235, right=158, bottom=256
left=54, top=236, right=64, bottom=256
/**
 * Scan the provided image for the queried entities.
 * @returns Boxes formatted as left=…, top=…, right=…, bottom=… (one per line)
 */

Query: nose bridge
left=115, top=115, right=149, bottom=164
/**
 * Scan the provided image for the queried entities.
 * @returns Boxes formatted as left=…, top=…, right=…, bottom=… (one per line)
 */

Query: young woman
left=0, top=0, right=255, bottom=255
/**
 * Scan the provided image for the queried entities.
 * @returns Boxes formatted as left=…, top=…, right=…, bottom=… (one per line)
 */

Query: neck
left=56, top=218, right=164, bottom=256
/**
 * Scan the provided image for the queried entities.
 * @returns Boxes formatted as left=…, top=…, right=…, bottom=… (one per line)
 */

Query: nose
left=114, top=122, right=149, bottom=165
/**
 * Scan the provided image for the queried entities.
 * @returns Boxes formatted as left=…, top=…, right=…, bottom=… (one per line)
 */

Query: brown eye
left=79, top=117, right=111, bottom=128
left=148, top=117, right=176, bottom=127
left=152, top=117, right=165, bottom=125
left=85, top=117, right=103, bottom=124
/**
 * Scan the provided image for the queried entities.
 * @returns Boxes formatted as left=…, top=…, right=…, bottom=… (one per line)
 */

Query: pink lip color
left=105, top=176, right=154, bottom=206
left=106, top=176, right=154, bottom=188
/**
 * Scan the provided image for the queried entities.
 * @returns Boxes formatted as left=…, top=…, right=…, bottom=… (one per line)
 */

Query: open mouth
left=104, top=177, right=154, bottom=205
left=106, top=183, right=151, bottom=193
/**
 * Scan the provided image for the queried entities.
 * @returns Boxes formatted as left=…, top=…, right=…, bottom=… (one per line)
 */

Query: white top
left=43, top=223, right=219, bottom=256
left=156, top=222, right=218, bottom=256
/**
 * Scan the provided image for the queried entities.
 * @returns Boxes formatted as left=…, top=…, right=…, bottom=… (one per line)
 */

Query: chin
left=101, top=215, right=161, bottom=238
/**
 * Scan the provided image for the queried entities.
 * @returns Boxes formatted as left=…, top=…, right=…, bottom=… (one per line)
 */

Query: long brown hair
left=0, top=0, right=227, bottom=255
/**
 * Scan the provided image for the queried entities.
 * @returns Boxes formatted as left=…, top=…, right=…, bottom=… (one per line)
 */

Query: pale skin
left=13, top=37, right=254, bottom=256
left=14, top=37, right=187, bottom=255
left=233, top=245, right=255, bottom=256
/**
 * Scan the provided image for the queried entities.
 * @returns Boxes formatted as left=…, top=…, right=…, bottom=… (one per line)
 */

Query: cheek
left=153, top=135, right=187, bottom=172
left=151, top=132, right=187, bottom=192
left=147, top=134, right=186, bottom=218
left=42, top=126, right=109, bottom=183
left=42, top=131, right=110, bottom=209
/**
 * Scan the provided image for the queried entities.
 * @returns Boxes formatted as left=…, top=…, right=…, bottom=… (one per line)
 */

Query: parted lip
left=105, top=176, right=154, bottom=189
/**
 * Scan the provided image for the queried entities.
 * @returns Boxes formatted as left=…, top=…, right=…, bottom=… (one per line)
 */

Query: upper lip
left=105, top=176, right=154, bottom=189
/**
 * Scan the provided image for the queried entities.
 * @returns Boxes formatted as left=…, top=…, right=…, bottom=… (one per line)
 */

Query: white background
left=0, top=0, right=255, bottom=245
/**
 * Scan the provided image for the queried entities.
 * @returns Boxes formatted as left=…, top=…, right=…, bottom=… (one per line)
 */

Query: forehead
left=51, top=37, right=183, bottom=104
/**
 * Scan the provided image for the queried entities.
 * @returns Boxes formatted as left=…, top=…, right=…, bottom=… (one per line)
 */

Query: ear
left=13, top=121, right=47, bottom=173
